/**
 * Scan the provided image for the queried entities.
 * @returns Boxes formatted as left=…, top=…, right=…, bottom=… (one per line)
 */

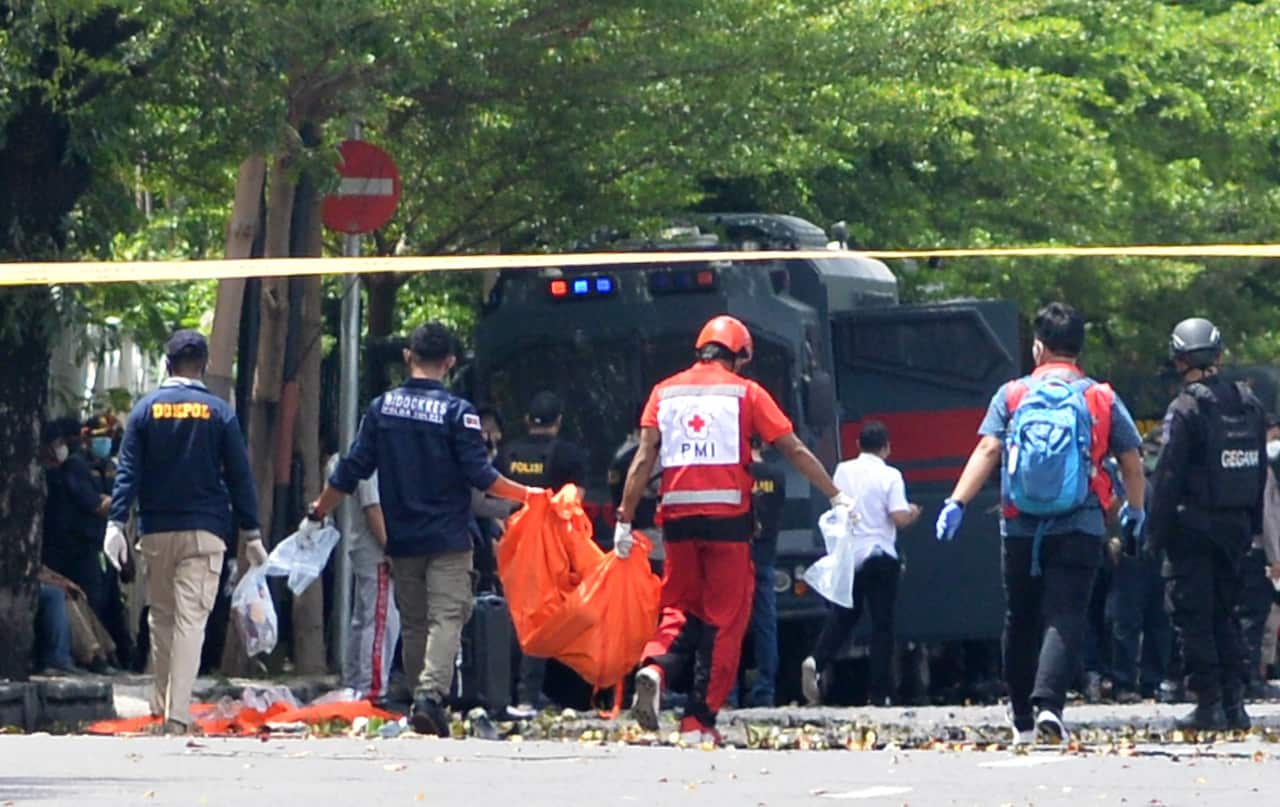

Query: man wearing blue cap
left=104, top=329, right=264, bottom=734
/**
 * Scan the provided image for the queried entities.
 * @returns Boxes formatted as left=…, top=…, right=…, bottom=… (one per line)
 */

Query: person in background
left=742, top=438, right=786, bottom=707
left=1105, top=430, right=1172, bottom=703
left=1237, top=413, right=1280, bottom=700
left=330, top=454, right=401, bottom=706
left=39, top=565, right=117, bottom=674
left=33, top=580, right=78, bottom=675
left=496, top=391, right=588, bottom=717
left=81, top=414, right=134, bottom=668
left=803, top=421, right=920, bottom=707
left=41, top=417, right=113, bottom=626
left=104, top=329, right=266, bottom=734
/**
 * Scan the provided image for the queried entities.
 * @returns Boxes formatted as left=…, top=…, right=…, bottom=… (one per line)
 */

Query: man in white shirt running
left=802, top=421, right=921, bottom=706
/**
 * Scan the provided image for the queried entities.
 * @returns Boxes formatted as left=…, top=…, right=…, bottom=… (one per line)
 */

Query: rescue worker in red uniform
left=615, top=315, right=852, bottom=743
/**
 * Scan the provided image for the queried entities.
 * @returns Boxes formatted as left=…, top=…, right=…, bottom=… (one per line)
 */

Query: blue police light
left=595, top=277, right=613, bottom=294
left=572, top=278, right=590, bottom=296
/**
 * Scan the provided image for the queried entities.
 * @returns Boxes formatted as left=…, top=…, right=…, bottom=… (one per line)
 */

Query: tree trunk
left=207, top=155, right=266, bottom=402
left=0, top=288, right=52, bottom=682
left=365, top=273, right=401, bottom=339
left=290, top=196, right=327, bottom=675
left=222, top=153, right=295, bottom=676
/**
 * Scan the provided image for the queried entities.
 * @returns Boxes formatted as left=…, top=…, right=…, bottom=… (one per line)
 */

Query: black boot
left=410, top=691, right=452, bottom=738
left=1223, top=680, right=1251, bottom=732
left=1175, top=696, right=1228, bottom=732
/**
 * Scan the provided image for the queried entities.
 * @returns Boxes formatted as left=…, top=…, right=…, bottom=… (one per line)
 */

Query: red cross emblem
left=687, top=413, right=707, bottom=433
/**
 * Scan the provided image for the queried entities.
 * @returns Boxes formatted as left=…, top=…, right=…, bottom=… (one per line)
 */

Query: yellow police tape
left=2, top=243, right=1279, bottom=286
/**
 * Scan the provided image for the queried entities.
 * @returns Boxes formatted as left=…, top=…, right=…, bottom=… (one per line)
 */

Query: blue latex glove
left=936, top=499, right=965, bottom=541
left=1120, top=502, right=1146, bottom=556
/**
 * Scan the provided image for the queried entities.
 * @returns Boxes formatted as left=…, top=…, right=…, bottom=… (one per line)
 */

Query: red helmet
left=695, top=315, right=753, bottom=360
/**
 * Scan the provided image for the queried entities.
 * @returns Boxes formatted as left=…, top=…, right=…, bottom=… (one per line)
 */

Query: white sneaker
left=1008, top=712, right=1035, bottom=746
left=1035, top=709, right=1069, bottom=744
left=801, top=657, right=821, bottom=705
left=632, top=665, right=662, bottom=731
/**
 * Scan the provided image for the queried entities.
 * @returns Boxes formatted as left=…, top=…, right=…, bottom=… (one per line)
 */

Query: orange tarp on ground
left=85, top=700, right=397, bottom=736
left=498, top=486, right=661, bottom=690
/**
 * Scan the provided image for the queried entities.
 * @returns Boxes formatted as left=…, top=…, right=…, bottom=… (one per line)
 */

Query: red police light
left=549, top=279, right=568, bottom=297
left=696, top=270, right=715, bottom=287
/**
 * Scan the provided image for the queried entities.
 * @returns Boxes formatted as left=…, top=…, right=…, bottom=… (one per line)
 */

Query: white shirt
left=832, top=453, right=910, bottom=560
left=326, top=455, right=384, bottom=568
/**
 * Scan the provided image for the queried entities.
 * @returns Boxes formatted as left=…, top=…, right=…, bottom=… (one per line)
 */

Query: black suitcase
left=449, top=593, right=513, bottom=714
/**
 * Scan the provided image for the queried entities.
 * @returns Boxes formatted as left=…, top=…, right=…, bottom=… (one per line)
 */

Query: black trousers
left=1002, top=533, right=1101, bottom=718
left=810, top=553, right=900, bottom=702
left=1236, top=547, right=1274, bottom=687
left=1164, top=521, right=1250, bottom=701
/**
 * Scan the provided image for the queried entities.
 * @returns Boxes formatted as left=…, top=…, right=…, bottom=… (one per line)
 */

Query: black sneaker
left=410, top=694, right=451, bottom=738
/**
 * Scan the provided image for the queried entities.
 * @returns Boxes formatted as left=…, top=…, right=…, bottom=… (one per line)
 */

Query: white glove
left=613, top=521, right=635, bottom=559
left=103, top=522, right=129, bottom=571
left=242, top=530, right=269, bottom=567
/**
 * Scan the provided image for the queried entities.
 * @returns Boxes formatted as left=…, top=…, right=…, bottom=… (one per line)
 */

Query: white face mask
left=1267, top=440, right=1280, bottom=462
left=53, top=444, right=69, bottom=463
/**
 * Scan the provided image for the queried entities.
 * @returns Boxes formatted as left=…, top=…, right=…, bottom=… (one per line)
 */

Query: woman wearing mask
left=41, top=418, right=113, bottom=625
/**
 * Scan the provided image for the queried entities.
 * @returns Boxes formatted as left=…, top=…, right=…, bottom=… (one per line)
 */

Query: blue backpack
left=1002, top=376, right=1095, bottom=516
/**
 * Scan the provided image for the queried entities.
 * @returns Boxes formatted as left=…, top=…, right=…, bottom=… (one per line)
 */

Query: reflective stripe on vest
left=657, top=384, right=746, bottom=400
left=661, top=489, right=743, bottom=506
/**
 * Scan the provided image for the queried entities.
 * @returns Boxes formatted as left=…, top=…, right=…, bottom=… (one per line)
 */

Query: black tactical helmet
left=1169, top=317, right=1222, bottom=369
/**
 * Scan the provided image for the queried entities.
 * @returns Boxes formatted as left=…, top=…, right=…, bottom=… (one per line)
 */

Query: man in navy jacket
left=304, top=321, right=538, bottom=736
left=104, top=329, right=263, bottom=734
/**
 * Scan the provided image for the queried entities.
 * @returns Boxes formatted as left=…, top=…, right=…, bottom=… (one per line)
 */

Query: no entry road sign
left=322, top=140, right=401, bottom=234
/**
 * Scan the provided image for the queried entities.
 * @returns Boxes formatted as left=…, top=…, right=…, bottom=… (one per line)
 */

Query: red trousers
left=641, top=540, right=754, bottom=724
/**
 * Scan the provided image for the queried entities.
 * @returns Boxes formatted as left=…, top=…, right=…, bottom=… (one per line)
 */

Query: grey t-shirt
left=327, top=454, right=385, bottom=568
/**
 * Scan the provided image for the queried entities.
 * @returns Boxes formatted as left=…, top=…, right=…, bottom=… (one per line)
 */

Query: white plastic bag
left=265, top=525, right=341, bottom=595
left=802, top=506, right=873, bottom=609
left=231, top=566, right=278, bottom=656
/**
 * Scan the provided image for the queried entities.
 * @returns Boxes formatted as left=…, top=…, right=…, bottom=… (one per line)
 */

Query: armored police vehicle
left=467, top=214, right=1020, bottom=702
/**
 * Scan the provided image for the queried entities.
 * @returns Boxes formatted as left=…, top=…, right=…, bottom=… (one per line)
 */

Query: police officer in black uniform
left=1148, top=317, right=1267, bottom=731
left=498, top=391, right=587, bottom=493
left=304, top=322, right=539, bottom=736
left=496, top=390, right=587, bottom=716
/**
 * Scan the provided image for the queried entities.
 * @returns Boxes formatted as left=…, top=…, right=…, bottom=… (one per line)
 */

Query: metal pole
left=334, top=125, right=362, bottom=687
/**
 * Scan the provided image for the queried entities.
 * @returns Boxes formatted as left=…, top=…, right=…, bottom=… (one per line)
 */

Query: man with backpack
left=1148, top=318, right=1267, bottom=731
left=936, top=302, right=1146, bottom=744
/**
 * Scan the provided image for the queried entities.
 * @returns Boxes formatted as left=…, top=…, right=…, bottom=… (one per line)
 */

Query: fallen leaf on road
left=1195, top=777, right=1207, bottom=785
left=142, top=791, right=155, bottom=799
left=1253, top=751, right=1267, bottom=763
left=414, top=794, right=425, bottom=801
left=384, top=764, right=406, bottom=772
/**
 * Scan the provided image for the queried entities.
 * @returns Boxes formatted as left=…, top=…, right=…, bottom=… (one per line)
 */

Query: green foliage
left=7, top=0, right=1280, bottom=387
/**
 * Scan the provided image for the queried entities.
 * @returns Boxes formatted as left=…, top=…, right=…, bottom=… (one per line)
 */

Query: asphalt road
left=1, top=733, right=1277, bottom=807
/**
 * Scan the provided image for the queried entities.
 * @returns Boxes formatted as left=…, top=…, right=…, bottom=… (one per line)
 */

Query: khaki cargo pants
left=390, top=549, right=473, bottom=700
left=141, top=530, right=224, bottom=726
